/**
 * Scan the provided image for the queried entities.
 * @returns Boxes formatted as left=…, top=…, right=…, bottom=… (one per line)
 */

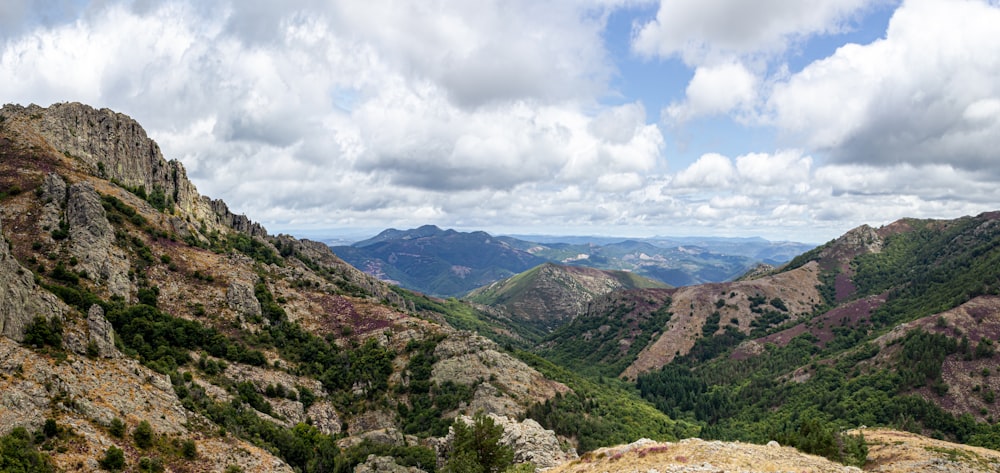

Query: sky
left=3, top=0, right=1000, bottom=244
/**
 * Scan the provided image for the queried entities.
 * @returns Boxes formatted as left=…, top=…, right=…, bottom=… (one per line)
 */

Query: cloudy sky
left=3, top=0, right=1000, bottom=243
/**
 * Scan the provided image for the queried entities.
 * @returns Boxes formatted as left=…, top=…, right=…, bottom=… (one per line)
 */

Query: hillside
left=466, top=262, right=669, bottom=333
left=0, top=102, right=692, bottom=472
left=534, top=211, right=1000, bottom=463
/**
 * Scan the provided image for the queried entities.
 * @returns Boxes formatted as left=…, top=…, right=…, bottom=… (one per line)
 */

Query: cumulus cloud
left=664, top=61, right=757, bottom=123
left=768, top=0, right=1000, bottom=172
left=632, top=0, right=875, bottom=63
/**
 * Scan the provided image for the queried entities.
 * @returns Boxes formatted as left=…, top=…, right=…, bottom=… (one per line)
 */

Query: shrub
left=181, top=439, right=197, bottom=459
left=23, top=316, right=63, bottom=349
left=133, top=420, right=153, bottom=449
left=109, top=418, right=125, bottom=438
left=99, top=445, right=125, bottom=471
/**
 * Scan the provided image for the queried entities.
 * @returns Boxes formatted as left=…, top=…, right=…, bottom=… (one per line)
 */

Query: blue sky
left=3, top=0, right=1000, bottom=244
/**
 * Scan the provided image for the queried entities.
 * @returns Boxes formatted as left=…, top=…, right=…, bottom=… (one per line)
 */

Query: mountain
left=331, top=225, right=548, bottom=296
left=538, top=211, right=1000, bottom=459
left=0, top=102, right=694, bottom=472
left=333, top=228, right=814, bottom=296
left=466, top=262, right=670, bottom=333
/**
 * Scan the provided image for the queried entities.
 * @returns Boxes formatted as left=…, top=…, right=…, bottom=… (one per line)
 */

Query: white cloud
left=673, top=153, right=735, bottom=188
left=665, top=61, right=757, bottom=123
left=768, top=0, right=1000, bottom=172
left=632, top=0, right=875, bottom=64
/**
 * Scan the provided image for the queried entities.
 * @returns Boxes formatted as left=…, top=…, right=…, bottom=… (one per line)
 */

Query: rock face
left=86, top=305, right=118, bottom=358
left=354, top=455, right=427, bottom=473
left=66, top=181, right=131, bottom=298
left=4, top=102, right=268, bottom=240
left=0, top=217, right=65, bottom=341
left=488, top=414, right=577, bottom=469
left=227, top=281, right=262, bottom=320
left=432, top=331, right=569, bottom=418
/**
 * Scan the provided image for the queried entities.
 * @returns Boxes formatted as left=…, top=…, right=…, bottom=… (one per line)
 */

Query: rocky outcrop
left=66, top=181, right=130, bottom=298
left=207, top=197, right=268, bottom=239
left=354, top=455, right=427, bottom=473
left=86, top=305, right=118, bottom=358
left=37, top=172, right=66, bottom=240
left=3, top=103, right=269, bottom=240
left=431, top=332, right=569, bottom=418
left=0, top=337, right=187, bottom=435
left=452, top=414, right=577, bottom=469
left=227, top=281, right=262, bottom=320
left=0, top=217, right=65, bottom=341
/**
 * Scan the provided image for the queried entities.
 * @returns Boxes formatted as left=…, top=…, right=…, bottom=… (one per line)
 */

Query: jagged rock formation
left=86, top=304, right=117, bottom=358
left=3, top=102, right=267, bottom=240
left=227, top=280, right=262, bottom=320
left=473, top=414, right=577, bottom=469
left=66, top=181, right=131, bottom=297
left=0, top=217, right=65, bottom=341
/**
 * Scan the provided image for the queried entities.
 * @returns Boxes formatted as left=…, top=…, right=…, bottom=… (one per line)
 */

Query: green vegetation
left=23, top=315, right=63, bottom=349
left=442, top=413, right=514, bottom=473
left=519, top=351, right=697, bottom=453
left=397, top=337, right=475, bottom=437
left=539, top=299, right=673, bottom=377
left=0, top=427, right=55, bottom=473
left=395, top=288, right=542, bottom=348
left=99, top=445, right=125, bottom=471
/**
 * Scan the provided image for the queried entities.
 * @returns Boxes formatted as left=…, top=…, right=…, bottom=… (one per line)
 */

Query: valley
left=2, top=102, right=1000, bottom=472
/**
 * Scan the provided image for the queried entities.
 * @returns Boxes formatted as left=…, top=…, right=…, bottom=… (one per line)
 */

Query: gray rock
left=447, top=414, right=577, bottom=471
left=0, top=217, right=65, bottom=341
left=354, top=455, right=427, bottom=473
left=66, top=181, right=130, bottom=298
left=87, top=304, right=118, bottom=358
left=37, top=173, right=66, bottom=238
left=227, top=281, right=262, bottom=320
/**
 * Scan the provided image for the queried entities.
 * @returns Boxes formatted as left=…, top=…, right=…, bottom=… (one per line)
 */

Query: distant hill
left=331, top=225, right=548, bottom=296
left=466, top=262, right=669, bottom=333
left=332, top=227, right=814, bottom=296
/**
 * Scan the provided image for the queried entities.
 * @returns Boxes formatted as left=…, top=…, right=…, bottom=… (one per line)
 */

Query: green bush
left=108, top=418, right=125, bottom=438
left=0, top=426, right=55, bottom=472
left=181, top=439, right=198, bottom=459
left=133, top=420, right=153, bottom=449
left=99, top=445, right=125, bottom=471
left=23, top=316, right=63, bottom=349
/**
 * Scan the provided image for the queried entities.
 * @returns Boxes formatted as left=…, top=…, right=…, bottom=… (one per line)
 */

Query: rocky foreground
left=544, top=429, right=1000, bottom=473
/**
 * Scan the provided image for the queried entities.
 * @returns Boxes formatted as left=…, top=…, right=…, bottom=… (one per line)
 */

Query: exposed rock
left=432, top=331, right=569, bottom=418
left=0, top=337, right=187, bottom=435
left=37, top=172, right=66, bottom=239
left=347, top=409, right=398, bottom=436
left=0, top=217, right=66, bottom=341
left=206, top=197, right=268, bottom=239
left=227, top=281, right=262, bottom=320
left=87, top=304, right=118, bottom=358
left=450, top=413, right=577, bottom=469
left=354, top=455, right=427, bottom=473
left=66, top=181, right=130, bottom=297
left=338, top=428, right=406, bottom=450
left=307, top=401, right=343, bottom=435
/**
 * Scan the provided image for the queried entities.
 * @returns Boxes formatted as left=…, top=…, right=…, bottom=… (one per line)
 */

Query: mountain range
left=330, top=225, right=814, bottom=296
left=2, top=102, right=1000, bottom=472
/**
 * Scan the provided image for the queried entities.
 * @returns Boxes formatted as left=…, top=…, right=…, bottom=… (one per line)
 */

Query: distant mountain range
left=330, top=225, right=815, bottom=296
